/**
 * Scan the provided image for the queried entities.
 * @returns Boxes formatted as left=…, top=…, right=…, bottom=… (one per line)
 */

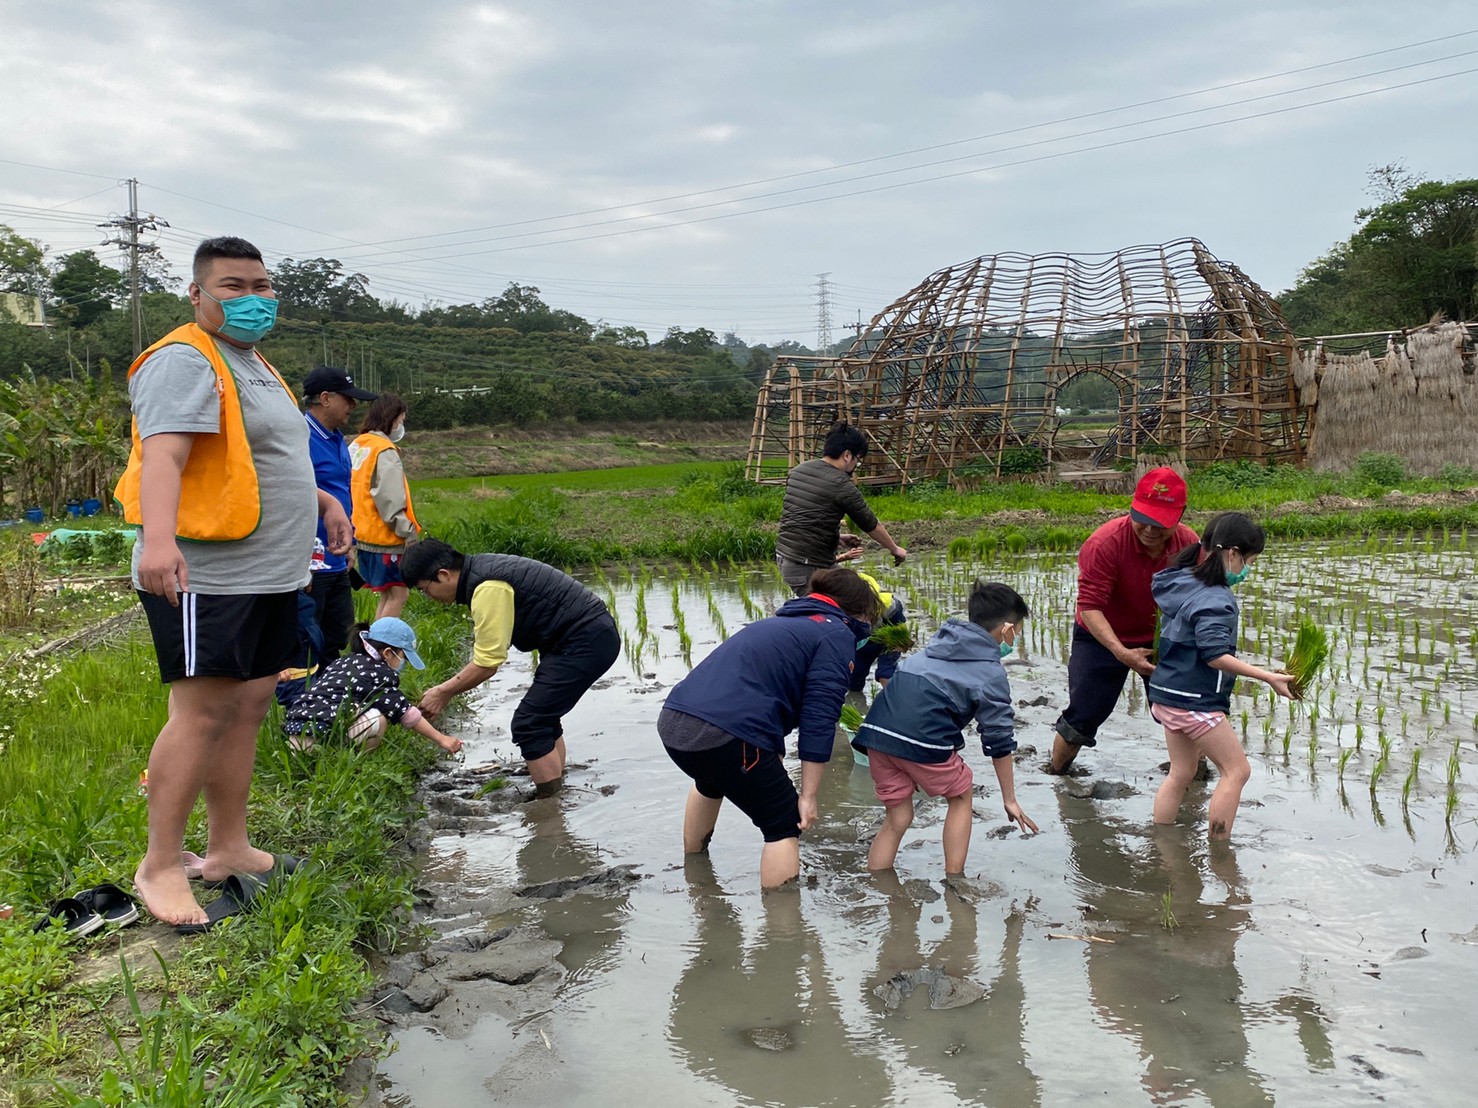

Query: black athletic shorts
left=138, top=590, right=299, bottom=683
left=665, top=739, right=802, bottom=842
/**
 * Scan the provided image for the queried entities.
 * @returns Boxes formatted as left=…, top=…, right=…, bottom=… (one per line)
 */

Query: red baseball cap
left=1130, top=466, right=1187, bottom=528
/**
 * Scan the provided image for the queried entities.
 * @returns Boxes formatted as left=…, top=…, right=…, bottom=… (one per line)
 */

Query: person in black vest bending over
left=402, top=539, right=620, bottom=796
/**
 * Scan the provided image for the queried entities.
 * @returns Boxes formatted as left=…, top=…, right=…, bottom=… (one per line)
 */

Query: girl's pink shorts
left=867, top=749, right=974, bottom=806
left=1150, top=703, right=1228, bottom=741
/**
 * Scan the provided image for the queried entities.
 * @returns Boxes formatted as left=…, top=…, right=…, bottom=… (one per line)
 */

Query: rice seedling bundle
left=838, top=704, right=864, bottom=733
left=867, top=623, right=916, bottom=654
left=1286, top=619, right=1330, bottom=700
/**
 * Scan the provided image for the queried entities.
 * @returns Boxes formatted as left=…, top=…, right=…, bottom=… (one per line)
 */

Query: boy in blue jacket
left=854, top=580, right=1039, bottom=876
left=659, top=567, right=881, bottom=887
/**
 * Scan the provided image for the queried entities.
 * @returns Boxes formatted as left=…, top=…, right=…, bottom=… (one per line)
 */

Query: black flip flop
left=174, top=874, right=263, bottom=936
left=200, top=853, right=301, bottom=891
left=75, top=883, right=140, bottom=928
left=33, top=897, right=105, bottom=938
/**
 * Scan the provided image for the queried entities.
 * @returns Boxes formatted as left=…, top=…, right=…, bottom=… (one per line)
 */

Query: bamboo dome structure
left=747, top=238, right=1304, bottom=486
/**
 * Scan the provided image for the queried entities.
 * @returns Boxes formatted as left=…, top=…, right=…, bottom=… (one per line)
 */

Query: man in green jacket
left=776, top=422, right=907, bottom=594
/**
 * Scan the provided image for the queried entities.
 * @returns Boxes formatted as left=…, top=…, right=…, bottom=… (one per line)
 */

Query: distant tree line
left=1278, top=165, right=1478, bottom=335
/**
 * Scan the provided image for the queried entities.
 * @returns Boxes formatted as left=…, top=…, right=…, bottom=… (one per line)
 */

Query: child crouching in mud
left=284, top=617, right=463, bottom=754
left=1149, top=512, right=1293, bottom=838
left=853, top=580, right=1039, bottom=878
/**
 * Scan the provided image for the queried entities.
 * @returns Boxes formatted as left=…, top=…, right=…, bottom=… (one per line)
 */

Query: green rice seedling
left=1160, top=890, right=1179, bottom=931
left=947, top=536, right=973, bottom=563
left=1338, top=748, right=1355, bottom=778
left=975, top=531, right=999, bottom=560
left=1003, top=530, right=1028, bottom=555
left=867, top=622, right=916, bottom=654
left=1281, top=726, right=1294, bottom=758
left=706, top=593, right=728, bottom=640
left=838, top=704, right=864, bottom=732
left=634, top=582, right=649, bottom=640
left=1240, top=709, right=1250, bottom=741
left=1308, top=732, right=1319, bottom=766
left=1402, top=747, right=1422, bottom=808
left=1420, top=690, right=1431, bottom=716
left=1286, top=619, right=1330, bottom=700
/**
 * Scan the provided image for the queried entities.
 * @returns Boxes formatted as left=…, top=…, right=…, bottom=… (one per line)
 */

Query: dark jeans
left=309, top=570, right=355, bottom=662
left=1053, top=625, right=1149, bottom=748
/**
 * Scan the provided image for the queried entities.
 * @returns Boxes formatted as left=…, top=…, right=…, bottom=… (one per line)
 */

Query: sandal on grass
left=33, top=897, right=104, bottom=938
left=75, top=883, right=140, bottom=929
left=174, top=873, right=264, bottom=936
left=200, top=853, right=302, bottom=891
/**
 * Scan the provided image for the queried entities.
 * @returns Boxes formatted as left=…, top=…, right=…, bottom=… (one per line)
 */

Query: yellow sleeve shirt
left=470, top=580, right=515, bottom=667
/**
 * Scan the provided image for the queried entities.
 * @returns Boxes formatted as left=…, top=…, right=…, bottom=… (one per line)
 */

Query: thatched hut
left=1299, top=321, right=1478, bottom=476
left=747, top=238, right=1303, bottom=485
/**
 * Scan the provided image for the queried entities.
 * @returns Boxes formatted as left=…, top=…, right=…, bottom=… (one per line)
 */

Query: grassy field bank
left=400, top=419, right=749, bottom=480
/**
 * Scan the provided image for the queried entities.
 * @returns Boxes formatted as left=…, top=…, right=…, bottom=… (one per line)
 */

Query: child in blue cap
left=284, top=616, right=462, bottom=754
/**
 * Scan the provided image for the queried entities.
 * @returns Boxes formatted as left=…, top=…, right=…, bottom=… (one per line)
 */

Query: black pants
left=309, top=571, right=355, bottom=662
left=511, top=614, right=621, bottom=760
left=1053, top=625, right=1149, bottom=748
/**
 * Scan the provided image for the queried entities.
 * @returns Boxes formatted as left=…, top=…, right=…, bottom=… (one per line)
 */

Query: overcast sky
left=2, top=0, right=1474, bottom=346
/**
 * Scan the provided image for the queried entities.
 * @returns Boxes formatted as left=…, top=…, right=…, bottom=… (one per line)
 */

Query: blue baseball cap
left=366, top=617, right=425, bottom=669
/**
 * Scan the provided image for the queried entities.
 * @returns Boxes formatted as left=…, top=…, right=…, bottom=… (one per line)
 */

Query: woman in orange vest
left=349, top=393, right=420, bottom=619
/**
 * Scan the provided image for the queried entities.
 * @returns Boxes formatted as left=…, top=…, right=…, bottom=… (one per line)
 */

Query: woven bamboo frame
left=747, top=238, right=1304, bottom=485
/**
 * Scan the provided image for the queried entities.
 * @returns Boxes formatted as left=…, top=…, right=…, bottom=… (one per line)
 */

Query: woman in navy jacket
left=659, top=567, right=880, bottom=887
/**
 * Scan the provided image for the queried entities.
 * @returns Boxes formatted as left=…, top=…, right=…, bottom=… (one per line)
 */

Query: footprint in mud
left=516, top=865, right=643, bottom=900
left=1063, top=779, right=1139, bottom=801
left=873, top=967, right=987, bottom=1011
left=744, top=1025, right=797, bottom=1052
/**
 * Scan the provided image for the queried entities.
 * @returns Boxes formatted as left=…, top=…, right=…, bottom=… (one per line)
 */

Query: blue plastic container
left=65, top=501, right=82, bottom=518
left=23, top=507, right=44, bottom=524
left=81, top=498, right=102, bottom=516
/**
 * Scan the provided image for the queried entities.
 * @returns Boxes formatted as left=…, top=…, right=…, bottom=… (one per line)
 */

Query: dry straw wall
left=1301, top=321, right=1478, bottom=476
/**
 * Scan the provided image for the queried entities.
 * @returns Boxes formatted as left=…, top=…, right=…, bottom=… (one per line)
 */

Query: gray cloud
left=2, top=0, right=1474, bottom=342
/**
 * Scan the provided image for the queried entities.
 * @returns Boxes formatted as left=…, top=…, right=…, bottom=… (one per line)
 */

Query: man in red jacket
left=1050, top=467, right=1198, bottom=774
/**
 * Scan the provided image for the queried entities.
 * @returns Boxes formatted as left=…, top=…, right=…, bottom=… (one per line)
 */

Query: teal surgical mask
left=200, top=288, right=278, bottom=344
left=1225, top=565, right=1252, bottom=587
left=999, top=640, right=1015, bottom=659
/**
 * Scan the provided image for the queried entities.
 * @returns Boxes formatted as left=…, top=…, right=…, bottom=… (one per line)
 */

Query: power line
left=308, top=28, right=1478, bottom=254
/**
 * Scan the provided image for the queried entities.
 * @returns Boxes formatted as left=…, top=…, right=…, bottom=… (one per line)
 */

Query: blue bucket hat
left=365, top=617, right=425, bottom=669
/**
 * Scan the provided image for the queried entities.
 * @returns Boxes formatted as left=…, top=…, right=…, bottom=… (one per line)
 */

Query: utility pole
left=100, top=179, right=168, bottom=357
left=814, top=272, right=833, bottom=357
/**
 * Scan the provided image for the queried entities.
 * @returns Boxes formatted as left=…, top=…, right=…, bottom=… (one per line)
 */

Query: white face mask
left=389, top=421, right=406, bottom=443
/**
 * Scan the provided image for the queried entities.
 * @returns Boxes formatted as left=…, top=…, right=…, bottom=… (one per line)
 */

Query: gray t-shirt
left=129, top=339, right=317, bottom=595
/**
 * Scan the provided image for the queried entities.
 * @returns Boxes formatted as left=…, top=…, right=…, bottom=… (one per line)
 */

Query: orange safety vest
left=348, top=432, right=419, bottom=548
left=113, top=323, right=295, bottom=543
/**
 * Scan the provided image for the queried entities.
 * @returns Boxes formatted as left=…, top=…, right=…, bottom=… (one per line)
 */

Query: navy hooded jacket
left=1147, top=566, right=1241, bottom=714
left=853, top=619, right=1017, bottom=763
left=661, top=595, right=861, bottom=762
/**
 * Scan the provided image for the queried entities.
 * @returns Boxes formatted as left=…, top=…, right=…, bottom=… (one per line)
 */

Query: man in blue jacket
left=854, top=581, right=1039, bottom=876
left=302, top=365, right=376, bottom=660
left=659, top=567, right=880, bottom=887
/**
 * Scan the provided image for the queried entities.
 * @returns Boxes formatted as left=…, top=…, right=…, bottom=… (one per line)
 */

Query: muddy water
left=368, top=544, right=1478, bottom=1106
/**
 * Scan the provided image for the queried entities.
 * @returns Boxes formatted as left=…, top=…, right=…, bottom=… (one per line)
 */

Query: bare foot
left=1048, top=733, right=1080, bottom=775
left=198, top=845, right=276, bottom=884
left=134, top=859, right=207, bottom=926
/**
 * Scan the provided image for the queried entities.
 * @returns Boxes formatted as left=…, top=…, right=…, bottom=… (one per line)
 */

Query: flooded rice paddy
left=370, top=537, right=1478, bottom=1106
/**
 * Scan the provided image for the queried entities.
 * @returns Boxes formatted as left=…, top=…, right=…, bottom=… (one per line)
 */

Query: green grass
left=0, top=594, right=472, bottom=1103
left=418, top=460, right=735, bottom=494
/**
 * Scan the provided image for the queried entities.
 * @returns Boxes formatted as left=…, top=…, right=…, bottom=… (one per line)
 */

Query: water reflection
left=869, top=871, right=1041, bottom=1107
left=668, top=856, right=889, bottom=1108
left=517, top=799, right=634, bottom=985
left=1058, top=790, right=1272, bottom=1105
